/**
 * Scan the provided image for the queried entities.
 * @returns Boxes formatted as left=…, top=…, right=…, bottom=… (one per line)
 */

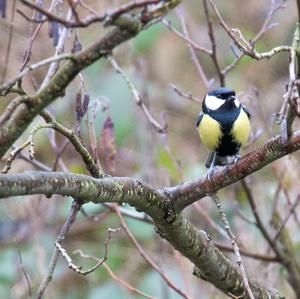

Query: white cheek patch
left=234, top=99, right=240, bottom=108
left=205, top=95, right=225, bottom=110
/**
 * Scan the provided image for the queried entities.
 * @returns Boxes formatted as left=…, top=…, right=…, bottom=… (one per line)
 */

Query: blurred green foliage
left=0, top=0, right=300, bottom=298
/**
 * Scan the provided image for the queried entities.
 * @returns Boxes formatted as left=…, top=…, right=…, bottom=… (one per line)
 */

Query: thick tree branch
left=1, top=128, right=299, bottom=299
left=164, top=130, right=300, bottom=211
left=0, top=15, right=141, bottom=157
left=0, top=1, right=181, bottom=158
left=0, top=170, right=283, bottom=298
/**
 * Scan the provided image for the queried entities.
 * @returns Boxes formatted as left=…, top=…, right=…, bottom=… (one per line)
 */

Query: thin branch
left=162, top=19, right=212, bottom=55
left=208, top=0, right=291, bottom=60
left=251, top=0, right=286, bottom=44
left=1, top=0, right=17, bottom=84
left=0, top=53, right=74, bottom=96
left=17, top=250, right=32, bottom=299
left=176, top=7, right=210, bottom=90
left=297, top=0, right=300, bottom=22
left=203, top=0, right=224, bottom=86
left=211, top=194, right=255, bottom=299
left=215, top=241, right=279, bottom=263
left=104, top=203, right=153, bottom=223
left=0, top=169, right=286, bottom=298
left=220, top=0, right=285, bottom=76
left=1, top=140, right=30, bottom=174
left=36, top=201, right=81, bottom=299
left=273, top=195, right=300, bottom=241
left=102, top=262, right=156, bottom=299
left=221, top=52, right=244, bottom=76
left=57, top=227, right=121, bottom=275
left=169, top=84, right=202, bottom=102
left=113, top=204, right=190, bottom=299
left=39, top=5, right=76, bottom=90
left=108, top=56, right=167, bottom=133
left=0, top=97, right=27, bottom=127
left=40, top=110, right=102, bottom=178
left=19, top=0, right=58, bottom=71
left=19, top=0, right=164, bottom=28
left=278, top=24, right=300, bottom=138
left=164, top=130, right=300, bottom=211
left=0, top=11, right=179, bottom=158
left=241, top=179, right=284, bottom=261
left=193, top=202, right=227, bottom=238
left=10, top=146, right=52, bottom=171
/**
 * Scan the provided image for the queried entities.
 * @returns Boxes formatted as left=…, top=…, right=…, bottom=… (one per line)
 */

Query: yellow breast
left=231, top=109, right=251, bottom=146
left=198, top=114, right=222, bottom=150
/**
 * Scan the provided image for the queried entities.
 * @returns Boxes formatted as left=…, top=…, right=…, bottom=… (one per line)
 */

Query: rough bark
left=0, top=170, right=284, bottom=298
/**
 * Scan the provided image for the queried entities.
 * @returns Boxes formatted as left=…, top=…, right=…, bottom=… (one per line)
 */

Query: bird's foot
left=206, top=165, right=225, bottom=182
left=233, top=154, right=241, bottom=164
left=206, top=167, right=215, bottom=182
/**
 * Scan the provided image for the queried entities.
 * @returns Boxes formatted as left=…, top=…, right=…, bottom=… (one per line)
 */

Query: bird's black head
left=203, top=87, right=239, bottom=112
left=208, top=87, right=235, bottom=100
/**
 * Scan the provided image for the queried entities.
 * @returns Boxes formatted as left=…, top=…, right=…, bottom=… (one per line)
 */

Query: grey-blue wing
left=205, top=151, right=216, bottom=168
left=195, top=112, right=203, bottom=127
left=242, top=105, right=251, bottom=119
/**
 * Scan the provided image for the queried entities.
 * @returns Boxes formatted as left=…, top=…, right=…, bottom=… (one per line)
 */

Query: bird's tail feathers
left=205, top=151, right=240, bottom=168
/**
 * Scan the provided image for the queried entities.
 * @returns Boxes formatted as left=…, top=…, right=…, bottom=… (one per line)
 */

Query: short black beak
left=228, top=95, right=235, bottom=102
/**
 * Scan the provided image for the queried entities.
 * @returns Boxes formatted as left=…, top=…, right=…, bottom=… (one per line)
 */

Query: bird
left=196, top=87, right=251, bottom=175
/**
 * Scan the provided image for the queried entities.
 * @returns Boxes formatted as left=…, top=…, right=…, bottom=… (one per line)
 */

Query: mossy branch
left=164, top=130, right=300, bottom=211
left=0, top=0, right=182, bottom=158
left=0, top=170, right=283, bottom=299
left=2, top=127, right=300, bottom=298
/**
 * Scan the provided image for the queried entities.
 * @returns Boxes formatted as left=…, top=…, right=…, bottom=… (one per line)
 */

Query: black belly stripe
left=203, top=102, right=243, bottom=156
left=216, top=132, right=240, bottom=156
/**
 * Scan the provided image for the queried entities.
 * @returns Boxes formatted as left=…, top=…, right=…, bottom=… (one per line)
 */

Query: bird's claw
left=233, top=154, right=241, bottom=164
left=206, top=167, right=215, bottom=182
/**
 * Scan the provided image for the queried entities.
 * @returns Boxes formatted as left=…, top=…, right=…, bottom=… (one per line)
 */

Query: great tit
left=196, top=87, right=251, bottom=170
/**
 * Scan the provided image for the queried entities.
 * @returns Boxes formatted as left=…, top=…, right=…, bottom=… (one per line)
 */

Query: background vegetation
left=0, top=0, right=300, bottom=298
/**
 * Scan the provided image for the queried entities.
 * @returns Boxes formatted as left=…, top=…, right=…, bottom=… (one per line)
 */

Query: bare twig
left=214, top=241, right=279, bottom=263
left=0, top=53, right=73, bottom=96
left=1, top=140, right=31, bottom=174
left=162, top=19, right=212, bottom=55
left=297, top=0, right=300, bottom=23
left=17, top=250, right=32, bottom=299
left=169, top=84, right=202, bottom=102
left=113, top=204, right=190, bottom=299
left=102, top=262, right=156, bottom=299
left=193, top=202, right=227, bottom=238
left=36, top=201, right=81, bottom=299
left=40, top=10, right=74, bottom=89
left=57, top=227, right=120, bottom=275
left=1, top=121, right=59, bottom=173
left=221, top=52, right=244, bottom=76
left=69, top=229, right=156, bottom=298
left=211, top=193, right=255, bottom=299
left=19, top=0, right=164, bottom=28
left=104, top=203, right=153, bottom=223
left=203, top=0, right=224, bottom=86
left=12, top=148, right=52, bottom=171
left=19, top=0, right=57, bottom=71
left=241, top=179, right=284, bottom=261
left=208, top=0, right=291, bottom=60
left=0, top=97, right=27, bottom=127
left=40, top=110, right=102, bottom=178
left=108, top=56, right=167, bottom=133
left=278, top=24, right=300, bottom=138
left=273, top=195, right=300, bottom=241
left=176, top=7, right=210, bottom=90
left=251, top=0, right=286, bottom=43
left=1, top=0, right=17, bottom=84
